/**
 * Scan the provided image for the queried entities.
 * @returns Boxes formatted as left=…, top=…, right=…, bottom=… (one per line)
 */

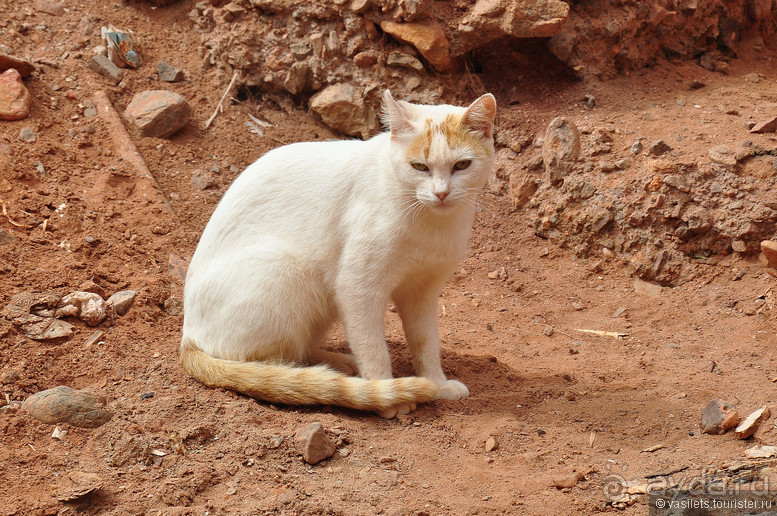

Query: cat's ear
left=382, top=90, right=415, bottom=137
left=462, top=93, right=496, bottom=139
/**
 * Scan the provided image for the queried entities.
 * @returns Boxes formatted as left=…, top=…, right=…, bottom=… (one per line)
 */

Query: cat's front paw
left=375, top=401, right=417, bottom=419
left=435, top=380, right=469, bottom=400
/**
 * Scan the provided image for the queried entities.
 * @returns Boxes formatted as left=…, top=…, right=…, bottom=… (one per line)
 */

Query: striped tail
left=179, top=339, right=439, bottom=411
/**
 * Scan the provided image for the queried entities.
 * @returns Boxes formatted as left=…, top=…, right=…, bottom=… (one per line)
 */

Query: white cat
left=180, top=90, right=496, bottom=418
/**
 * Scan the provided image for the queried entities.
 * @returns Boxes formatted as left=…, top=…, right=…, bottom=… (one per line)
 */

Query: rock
left=110, top=434, right=151, bottom=467
left=283, top=62, right=310, bottom=95
left=735, top=406, right=771, bottom=439
left=708, top=145, right=737, bottom=167
left=19, top=127, right=36, bottom=143
left=761, top=241, right=777, bottom=268
left=36, top=0, right=65, bottom=16
left=387, top=52, right=425, bottom=72
left=455, top=0, right=569, bottom=56
left=157, top=61, right=184, bottom=82
left=583, top=94, right=596, bottom=108
left=701, top=399, right=740, bottom=435
left=57, top=472, right=103, bottom=502
left=88, top=54, right=123, bottom=84
left=353, top=50, right=379, bottom=67
left=0, top=228, right=14, bottom=246
left=124, top=90, right=192, bottom=138
left=551, top=470, right=586, bottom=489
left=542, top=117, right=580, bottom=186
left=509, top=173, right=539, bottom=209
left=648, top=139, right=672, bottom=157
left=547, top=31, right=576, bottom=62
left=107, top=290, right=137, bottom=316
left=380, top=20, right=453, bottom=72
left=0, top=52, right=35, bottom=77
left=294, top=422, right=335, bottom=465
left=747, top=0, right=773, bottom=20
left=485, top=436, right=499, bottom=452
left=79, top=280, right=106, bottom=298
left=163, top=296, right=183, bottom=316
left=3, top=291, right=75, bottom=340
left=0, top=68, right=31, bottom=121
left=309, top=83, right=376, bottom=139
left=630, top=139, right=643, bottom=154
left=751, top=116, right=777, bottom=134
left=22, top=386, right=112, bottom=428
left=190, top=168, right=219, bottom=191
left=55, top=291, right=107, bottom=326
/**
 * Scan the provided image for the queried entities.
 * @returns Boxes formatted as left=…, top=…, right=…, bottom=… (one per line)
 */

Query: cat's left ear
left=463, top=93, right=497, bottom=139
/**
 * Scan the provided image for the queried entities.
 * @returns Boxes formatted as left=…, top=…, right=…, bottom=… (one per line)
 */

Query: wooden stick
left=205, top=71, right=239, bottom=129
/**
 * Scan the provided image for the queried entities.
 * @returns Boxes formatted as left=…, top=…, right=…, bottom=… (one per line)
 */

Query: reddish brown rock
left=751, top=116, right=777, bottom=134
left=0, top=52, right=35, bottom=77
left=0, top=69, right=31, bottom=121
left=124, top=90, right=192, bottom=138
left=701, top=399, right=740, bottom=435
left=380, top=19, right=454, bottom=72
left=294, top=422, right=335, bottom=465
left=735, top=406, right=771, bottom=439
left=22, top=386, right=112, bottom=428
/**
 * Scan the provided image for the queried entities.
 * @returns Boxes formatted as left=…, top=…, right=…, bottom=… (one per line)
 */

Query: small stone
left=630, top=139, right=643, bottom=154
left=107, top=290, right=136, bottom=316
left=648, top=139, right=672, bottom=157
left=583, top=94, right=595, bottom=108
left=543, top=325, right=554, bottom=337
left=309, top=83, right=376, bottom=139
left=387, top=52, right=425, bottom=72
left=572, top=301, right=584, bottom=311
left=294, top=422, right=335, bottom=465
left=542, top=117, right=580, bottom=186
left=163, top=296, right=183, bottom=316
left=708, top=145, right=737, bottom=167
left=36, top=0, right=65, bottom=16
left=751, top=116, right=777, bottom=134
left=0, top=68, right=32, bottom=121
left=485, top=436, right=499, bottom=452
left=79, top=280, right=106, bottom=298
left=380, top=19, right=453, bottom=72
left=701, top=399, right=741, bottom=435
left=732, top=240, right=747, bottom=253
left=57, top=472, right=103, bottom=502
left=190, top=169, right=218, bottom=191
left=87, top=54, right=123, bottom=84
left=51, top=426, right=67, bottom=440
left=0, top=228, right=15, bottom=246
left=157, top=61, right=184, bottom=82
left=124, top=90, right=192, bottom=138
left=353, top=50, right=379, bottom=67
left=283, top=62, right=310, bottom=95
left=55, top=291, right=107, bottom=326
left=551, top=471, right=585, bottom=489
left=689, top=80, right=705, bottom=90
left=761, top=241, right=777, bottom=268
left=0, top=52, right=36, bottom=77
left=23, top=386, right=112, bottom=428
left=735, top=406, right=771, bottom=439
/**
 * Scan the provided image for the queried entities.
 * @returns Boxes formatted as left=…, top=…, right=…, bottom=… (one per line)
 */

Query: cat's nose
left=435, top=192, right=449, bottom=201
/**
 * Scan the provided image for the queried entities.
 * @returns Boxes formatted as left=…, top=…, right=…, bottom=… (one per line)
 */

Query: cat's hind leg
left=308, top=347, right=359, bottom=376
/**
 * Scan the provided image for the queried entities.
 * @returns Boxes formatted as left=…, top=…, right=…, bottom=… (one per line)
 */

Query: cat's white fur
left=180, top=91, right=496, bottom=418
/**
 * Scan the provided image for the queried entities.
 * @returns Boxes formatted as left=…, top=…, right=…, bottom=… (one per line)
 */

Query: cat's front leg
left=393, top=284, right=470, bottom=401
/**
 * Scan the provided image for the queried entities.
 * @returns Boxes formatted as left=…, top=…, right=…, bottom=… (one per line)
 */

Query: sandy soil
left=2, top=1, right=777, bottom=515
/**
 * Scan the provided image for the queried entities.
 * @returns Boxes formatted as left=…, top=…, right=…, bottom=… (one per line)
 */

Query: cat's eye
left=411, top=162, right=429, bottom=172
left=453, top=160, right=471, bottom=171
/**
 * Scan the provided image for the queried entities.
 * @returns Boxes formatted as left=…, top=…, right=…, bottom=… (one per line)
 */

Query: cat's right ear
left=382, top=90, right=415, bottom=137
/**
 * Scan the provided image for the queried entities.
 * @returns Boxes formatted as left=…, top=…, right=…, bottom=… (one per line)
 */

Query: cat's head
left=383, top=91, right=496, bottom=212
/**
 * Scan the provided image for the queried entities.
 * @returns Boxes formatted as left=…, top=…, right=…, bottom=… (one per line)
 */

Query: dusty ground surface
left=2, top=1, right=777, bottom=515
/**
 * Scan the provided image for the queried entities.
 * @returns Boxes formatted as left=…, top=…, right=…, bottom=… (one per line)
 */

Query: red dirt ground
left=2, top=1, right=777, bottom=515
